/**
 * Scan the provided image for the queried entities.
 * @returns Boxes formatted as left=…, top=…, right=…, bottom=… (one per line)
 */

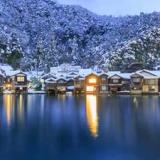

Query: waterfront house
left=85, top=73, right=100, bottom=94
left=98, top=73, right=109, bottom=94
left=74, top=75, right=85, bottom=94
left=45, top=77, right=57, bottom=93
left=120, top=73, right=131, bottom=92
left=56, top=78, right=67, bottom=94
left=4, top=76, right=13, bottom=91
left=137, top=70, right=159, bottom=94
left=66, top=79, right=75, bottom=92
left=4, top=71, right=28, bottom=93
left=130, top=73, right=143, bottom=94
left=108, top=74, right=123, bottom=93
left=12, top=72, right=28, bottom=93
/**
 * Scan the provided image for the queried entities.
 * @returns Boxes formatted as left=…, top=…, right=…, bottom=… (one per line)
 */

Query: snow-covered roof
left=45, top=77, right=57, bottom=83
left=118, top=73, right=132, bottom=79
left=50, top=63, right=81, bottom=74
left=6, top=70, right=22, bottom=77
left=107, top=71, right=121, bottom=78
left=136, top=70, right=158, bottom=79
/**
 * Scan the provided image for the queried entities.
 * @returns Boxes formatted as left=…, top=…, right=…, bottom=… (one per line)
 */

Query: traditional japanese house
left=120, top=73, right=131, bottom=92
left=137, top=70, right=159, bottom=94
left=85, top=73, right=100, bottom=94
left=148, top=71, right=160, bottom=93
left=108, top=74, right=123, bottom=93
left=4, top=76, right=13, bottom=91
left=130, top=73, right=143, bottom=94
left=66, top=79, right=75, bottom=92
left=56, top=78, right=67, bottom=94
left=98, top=73, right=109, bottom=94
left=74, top=75, right=85, bottom=94
left=45, top=77, right=57, bottom=94
left=13, top=72, right=28, bottom=93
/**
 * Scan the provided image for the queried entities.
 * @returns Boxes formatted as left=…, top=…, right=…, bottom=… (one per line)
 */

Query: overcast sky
left=58, top=0, right=160, bottom=16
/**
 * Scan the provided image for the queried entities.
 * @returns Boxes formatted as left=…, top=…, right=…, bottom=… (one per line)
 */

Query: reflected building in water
left=86, top=95, right=99, bottom=138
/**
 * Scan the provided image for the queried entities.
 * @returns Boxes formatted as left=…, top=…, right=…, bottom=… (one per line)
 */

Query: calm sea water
left=0, top=94, right=160, bottom=160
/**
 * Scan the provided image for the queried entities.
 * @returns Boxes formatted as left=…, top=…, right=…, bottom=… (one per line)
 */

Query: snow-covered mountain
left=0, top=0, right=160, bottom=71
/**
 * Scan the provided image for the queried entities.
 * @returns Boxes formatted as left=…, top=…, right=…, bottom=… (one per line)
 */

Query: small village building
left=120, top=73, right=131, bottom=92
left=137, top=70, right=159, bottom=94
left=4, top=76, right=13, bottom=91
left=98, top=73, right=108, bottom=94
left=130, top=73, right=143, bottom=94
left=4, top=71, right=28, bottom=93
left=85, top=73, right=100, bottom=94
left=108, top=74, right=123, bottom=93
left=45, top=77, right=57, bottom=94
left=13, top=72, right=28, bottom=93
left=74, top=76, right=85, bottom=94
left=66, top=79, right=75, bottom=92
left=56, top=78, right=67, bottom=94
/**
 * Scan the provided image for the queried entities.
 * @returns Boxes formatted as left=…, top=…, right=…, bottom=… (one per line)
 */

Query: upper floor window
left=132, top=78, right=141, bottom=83
left=88, top=78, right=97, bottom=84
left=17, top=76, right=25, bottom=82
left=102, top=77, right=106, bottom=82
left=112, top=79, right=119, bottom=83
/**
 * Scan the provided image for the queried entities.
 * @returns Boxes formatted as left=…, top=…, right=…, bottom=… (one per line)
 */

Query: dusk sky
left=58, top=0, right=160, bottom=16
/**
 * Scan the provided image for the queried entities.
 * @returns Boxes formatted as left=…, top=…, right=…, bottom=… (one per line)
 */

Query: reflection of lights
left=88, top=78, right=97, bottom=84
left=86, top=95, right=98, bottom=138
left=18, top=95, right=24, bottom=121
left=4, top=95, right=13, bottom=125
left=133, top=97, right=138, bottom=108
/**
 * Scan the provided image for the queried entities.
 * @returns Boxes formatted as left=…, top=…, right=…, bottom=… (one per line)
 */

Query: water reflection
left=86, top=95, right=98, bottom=138
left=3, top=94, right=14, bottom=126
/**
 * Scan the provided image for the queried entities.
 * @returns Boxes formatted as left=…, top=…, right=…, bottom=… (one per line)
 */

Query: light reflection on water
left=86, top=95, right=98, bottom=138
left=0, top=95, right=160, bottom=159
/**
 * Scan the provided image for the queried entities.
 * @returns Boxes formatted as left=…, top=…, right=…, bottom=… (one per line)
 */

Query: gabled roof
left=136, top=69, right=158, bottom=79
left=85, top=72, right=98, bottom=78
left=41, top=73, right=56, bottom=79
left=45, top=77, right=57, bottom=83
left=109, top=74, right=122, bottom=79
left=107, top=71, right=121, bottom=77
left=97, top=71, right=108, bottom=77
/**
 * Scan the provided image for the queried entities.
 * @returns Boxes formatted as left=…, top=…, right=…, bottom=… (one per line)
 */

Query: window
left=101, top=86, right=107, bottom=91
left=88, top=78, right=97, bottom=84
left=144, top=79, right=156, bottom=85
left=17, top=76, right=25, bottom=82
left=112, top=79, right=119, bottom=83
left=132, top=78, right=141, bottom=83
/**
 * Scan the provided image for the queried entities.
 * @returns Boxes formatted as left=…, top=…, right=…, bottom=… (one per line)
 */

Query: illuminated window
left=86, top=86, right=95, bottom=92
left=17, top=77, right=25, bottom=82
left=88, top=78, right=97, bottom=84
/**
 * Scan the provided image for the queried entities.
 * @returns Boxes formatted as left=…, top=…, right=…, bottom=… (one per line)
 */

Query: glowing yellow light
left=17, top=76, right=25, bottom=82
left=6, top=84, right=11, bottom=88
left=86, top=95, right=98, bottom=138
left=88, top=78, right=97, bottom=84
left=4, top=95, right=13, bottom=126
left=86, top=86, right=95, bottom=92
